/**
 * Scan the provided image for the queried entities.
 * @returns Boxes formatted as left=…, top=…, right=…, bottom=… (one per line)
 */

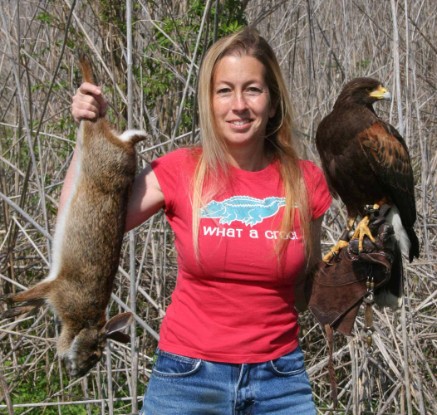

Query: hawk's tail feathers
left=386, top=206, right=412, bottom=260
left=375, top=240, right=403, bottom=309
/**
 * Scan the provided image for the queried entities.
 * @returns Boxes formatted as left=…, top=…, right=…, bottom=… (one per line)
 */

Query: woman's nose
left=231, top=92, right=248, bottom=111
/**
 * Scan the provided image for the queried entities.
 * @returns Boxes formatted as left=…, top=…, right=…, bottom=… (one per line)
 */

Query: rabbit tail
left=119, top=129, right=148, bottom=145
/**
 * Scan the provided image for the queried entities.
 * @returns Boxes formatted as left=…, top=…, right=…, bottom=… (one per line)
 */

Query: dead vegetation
left=0, top=1, right=435, bottom=414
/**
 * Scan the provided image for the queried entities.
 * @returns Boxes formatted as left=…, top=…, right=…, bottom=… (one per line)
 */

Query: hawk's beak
left=370, top=85, right=392, bottom=101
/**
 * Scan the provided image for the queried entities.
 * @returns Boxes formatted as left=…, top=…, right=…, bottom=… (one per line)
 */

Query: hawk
left=315, top=77, right=419, bottom=306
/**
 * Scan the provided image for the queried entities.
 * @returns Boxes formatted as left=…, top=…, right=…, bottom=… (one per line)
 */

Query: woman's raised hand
left=71, top=82, right=108, bottom=123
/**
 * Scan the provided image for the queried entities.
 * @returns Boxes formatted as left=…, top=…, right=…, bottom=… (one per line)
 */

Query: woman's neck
left=226, top=144, right=270, bottom=172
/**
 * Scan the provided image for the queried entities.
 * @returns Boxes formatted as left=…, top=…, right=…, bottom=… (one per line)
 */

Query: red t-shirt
left=151, top=147, right=331, bottom=363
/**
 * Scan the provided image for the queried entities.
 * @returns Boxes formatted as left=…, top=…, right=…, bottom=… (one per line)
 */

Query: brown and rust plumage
left=316, top=77, right=419, bottom=305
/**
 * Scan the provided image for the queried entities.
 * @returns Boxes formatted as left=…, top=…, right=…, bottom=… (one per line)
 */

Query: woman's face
left=212, top=55, right=275, bottom=152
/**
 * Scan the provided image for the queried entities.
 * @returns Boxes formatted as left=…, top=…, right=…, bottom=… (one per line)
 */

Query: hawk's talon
left=352, top=215, right=376, bottom=252
left=323, top=240, right=349, bottom=263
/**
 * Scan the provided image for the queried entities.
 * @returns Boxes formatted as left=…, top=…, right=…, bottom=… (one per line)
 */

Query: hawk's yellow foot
left=323, top=239, right=349, bottom=263
left=351, top=212, right=377, bottom=252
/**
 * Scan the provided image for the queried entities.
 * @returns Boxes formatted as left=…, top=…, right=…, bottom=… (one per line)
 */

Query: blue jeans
left=140, top=346, right=316, bottom=414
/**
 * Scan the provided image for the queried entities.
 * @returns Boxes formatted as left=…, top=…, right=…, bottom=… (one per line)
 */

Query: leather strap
left=325, top=323, right=338, bottom=408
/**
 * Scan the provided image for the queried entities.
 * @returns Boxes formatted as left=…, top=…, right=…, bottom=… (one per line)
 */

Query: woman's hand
left=71, top=82, right=108, bottom=123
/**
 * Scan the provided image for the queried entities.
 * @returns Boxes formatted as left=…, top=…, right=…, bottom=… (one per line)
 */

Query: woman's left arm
left=294, top=215, right=324, bottom=312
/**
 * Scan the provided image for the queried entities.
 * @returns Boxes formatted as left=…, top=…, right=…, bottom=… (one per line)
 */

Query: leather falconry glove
left=306, top=204, right=397, bottom=336
left=305, top=204, right=398, bottom=406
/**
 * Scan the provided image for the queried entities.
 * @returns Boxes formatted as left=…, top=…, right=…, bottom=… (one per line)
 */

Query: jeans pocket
left=152, top=350, right=202, bottom=378
left=269, top=346, right=306, bottom=377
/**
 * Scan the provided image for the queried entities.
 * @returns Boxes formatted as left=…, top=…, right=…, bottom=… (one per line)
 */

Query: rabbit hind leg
left=1, top=299, right=46, bottom=318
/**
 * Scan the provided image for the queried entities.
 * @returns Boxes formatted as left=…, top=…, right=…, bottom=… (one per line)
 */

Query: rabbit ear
left=107, top=331, right=131, bottom=344
left=104, top=312, right=133, bottom=343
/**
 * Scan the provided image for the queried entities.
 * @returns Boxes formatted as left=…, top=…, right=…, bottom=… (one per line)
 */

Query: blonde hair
left=192, top=27, right=310, bottom=263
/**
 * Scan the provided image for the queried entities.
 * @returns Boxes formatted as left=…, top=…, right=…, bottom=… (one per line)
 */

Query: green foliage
left=98, top=0, right=127, bottom=36
left=6, top=353, right=138, bottom=414
left=36, top=11, right=53, bottom=25
left=357, top=58, right=371, bottom=70
left=140, top=0, right=247, bottom=136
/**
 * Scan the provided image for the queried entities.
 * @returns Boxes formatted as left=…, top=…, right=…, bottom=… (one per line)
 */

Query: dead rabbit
left=1, top=55, right=147, bottom=377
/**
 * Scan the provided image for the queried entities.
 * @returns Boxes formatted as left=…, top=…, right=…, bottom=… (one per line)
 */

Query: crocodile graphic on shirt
left=200, top=196, right=286, bottom=226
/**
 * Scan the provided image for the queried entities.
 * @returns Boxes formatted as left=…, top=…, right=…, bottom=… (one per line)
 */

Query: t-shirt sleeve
left=301, top=160, right=332, bottom=220
left=150, top=148, right=187, bottom=215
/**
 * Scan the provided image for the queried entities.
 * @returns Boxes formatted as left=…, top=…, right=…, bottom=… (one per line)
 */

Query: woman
left=68, top=28, right=331, bottom=414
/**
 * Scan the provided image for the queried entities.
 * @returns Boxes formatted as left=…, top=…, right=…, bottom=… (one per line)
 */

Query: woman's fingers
left=71, top=82, right=108, bottom=123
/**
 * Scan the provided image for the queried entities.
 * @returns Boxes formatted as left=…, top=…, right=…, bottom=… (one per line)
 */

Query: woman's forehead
left=213, top=55, right=266, bottom=83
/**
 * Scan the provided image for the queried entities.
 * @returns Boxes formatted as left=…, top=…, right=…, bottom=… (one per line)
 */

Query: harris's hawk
left=315, top=77, right=419, bottom=307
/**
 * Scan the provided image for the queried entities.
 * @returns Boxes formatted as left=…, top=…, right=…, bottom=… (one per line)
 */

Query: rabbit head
left=61, top=312, right=132, bottom=377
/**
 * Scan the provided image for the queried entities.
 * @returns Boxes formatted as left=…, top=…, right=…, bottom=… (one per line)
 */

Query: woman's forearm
left=57, top=145, right=80, bottom=217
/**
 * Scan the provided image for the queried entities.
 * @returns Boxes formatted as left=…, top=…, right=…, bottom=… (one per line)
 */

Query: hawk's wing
left=357, top=121, right=416, bottom=229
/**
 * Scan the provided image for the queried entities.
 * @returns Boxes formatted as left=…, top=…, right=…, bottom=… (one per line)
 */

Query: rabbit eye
left=86, top=352, right=99, bottom=362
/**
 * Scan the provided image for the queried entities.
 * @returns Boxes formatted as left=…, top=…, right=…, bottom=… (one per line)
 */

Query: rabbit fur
left=1, top=55, right=147, bottom=377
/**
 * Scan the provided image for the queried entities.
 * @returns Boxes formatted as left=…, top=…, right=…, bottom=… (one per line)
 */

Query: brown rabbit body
left=1, top=56, right=147, bottom=377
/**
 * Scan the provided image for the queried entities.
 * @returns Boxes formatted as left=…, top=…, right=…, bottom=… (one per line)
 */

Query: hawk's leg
left=322, top=217, right=356, bottom=263
left=351, top=204, right=380, bottom=252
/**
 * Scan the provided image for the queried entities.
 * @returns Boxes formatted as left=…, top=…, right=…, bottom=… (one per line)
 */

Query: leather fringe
left=325, top=324, right=338, bottom=408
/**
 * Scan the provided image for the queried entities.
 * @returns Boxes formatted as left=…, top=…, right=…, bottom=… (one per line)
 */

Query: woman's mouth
left=229, top=119, right=251, bottom=128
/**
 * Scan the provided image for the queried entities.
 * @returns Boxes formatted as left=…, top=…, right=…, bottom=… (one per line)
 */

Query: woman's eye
left=216, top=88, right=231, bottom=96
left=245, top=87, right=263, bottom=96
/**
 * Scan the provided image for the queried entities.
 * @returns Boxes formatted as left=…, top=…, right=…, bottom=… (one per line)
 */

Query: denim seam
left=153, top=351, right=203, bottom=378
left=269, top=360, right=306, bottom=377
left=158, top=350, right=201, bottom=364
left=233, top=364, right=245, bottom=415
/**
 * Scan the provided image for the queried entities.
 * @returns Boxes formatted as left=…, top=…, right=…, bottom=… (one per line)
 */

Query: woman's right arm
left=60, top=83, right=165, bottom=230
left=59, top=82, right=107, bottom=212
left=124, top=164, right=164, bottom=231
